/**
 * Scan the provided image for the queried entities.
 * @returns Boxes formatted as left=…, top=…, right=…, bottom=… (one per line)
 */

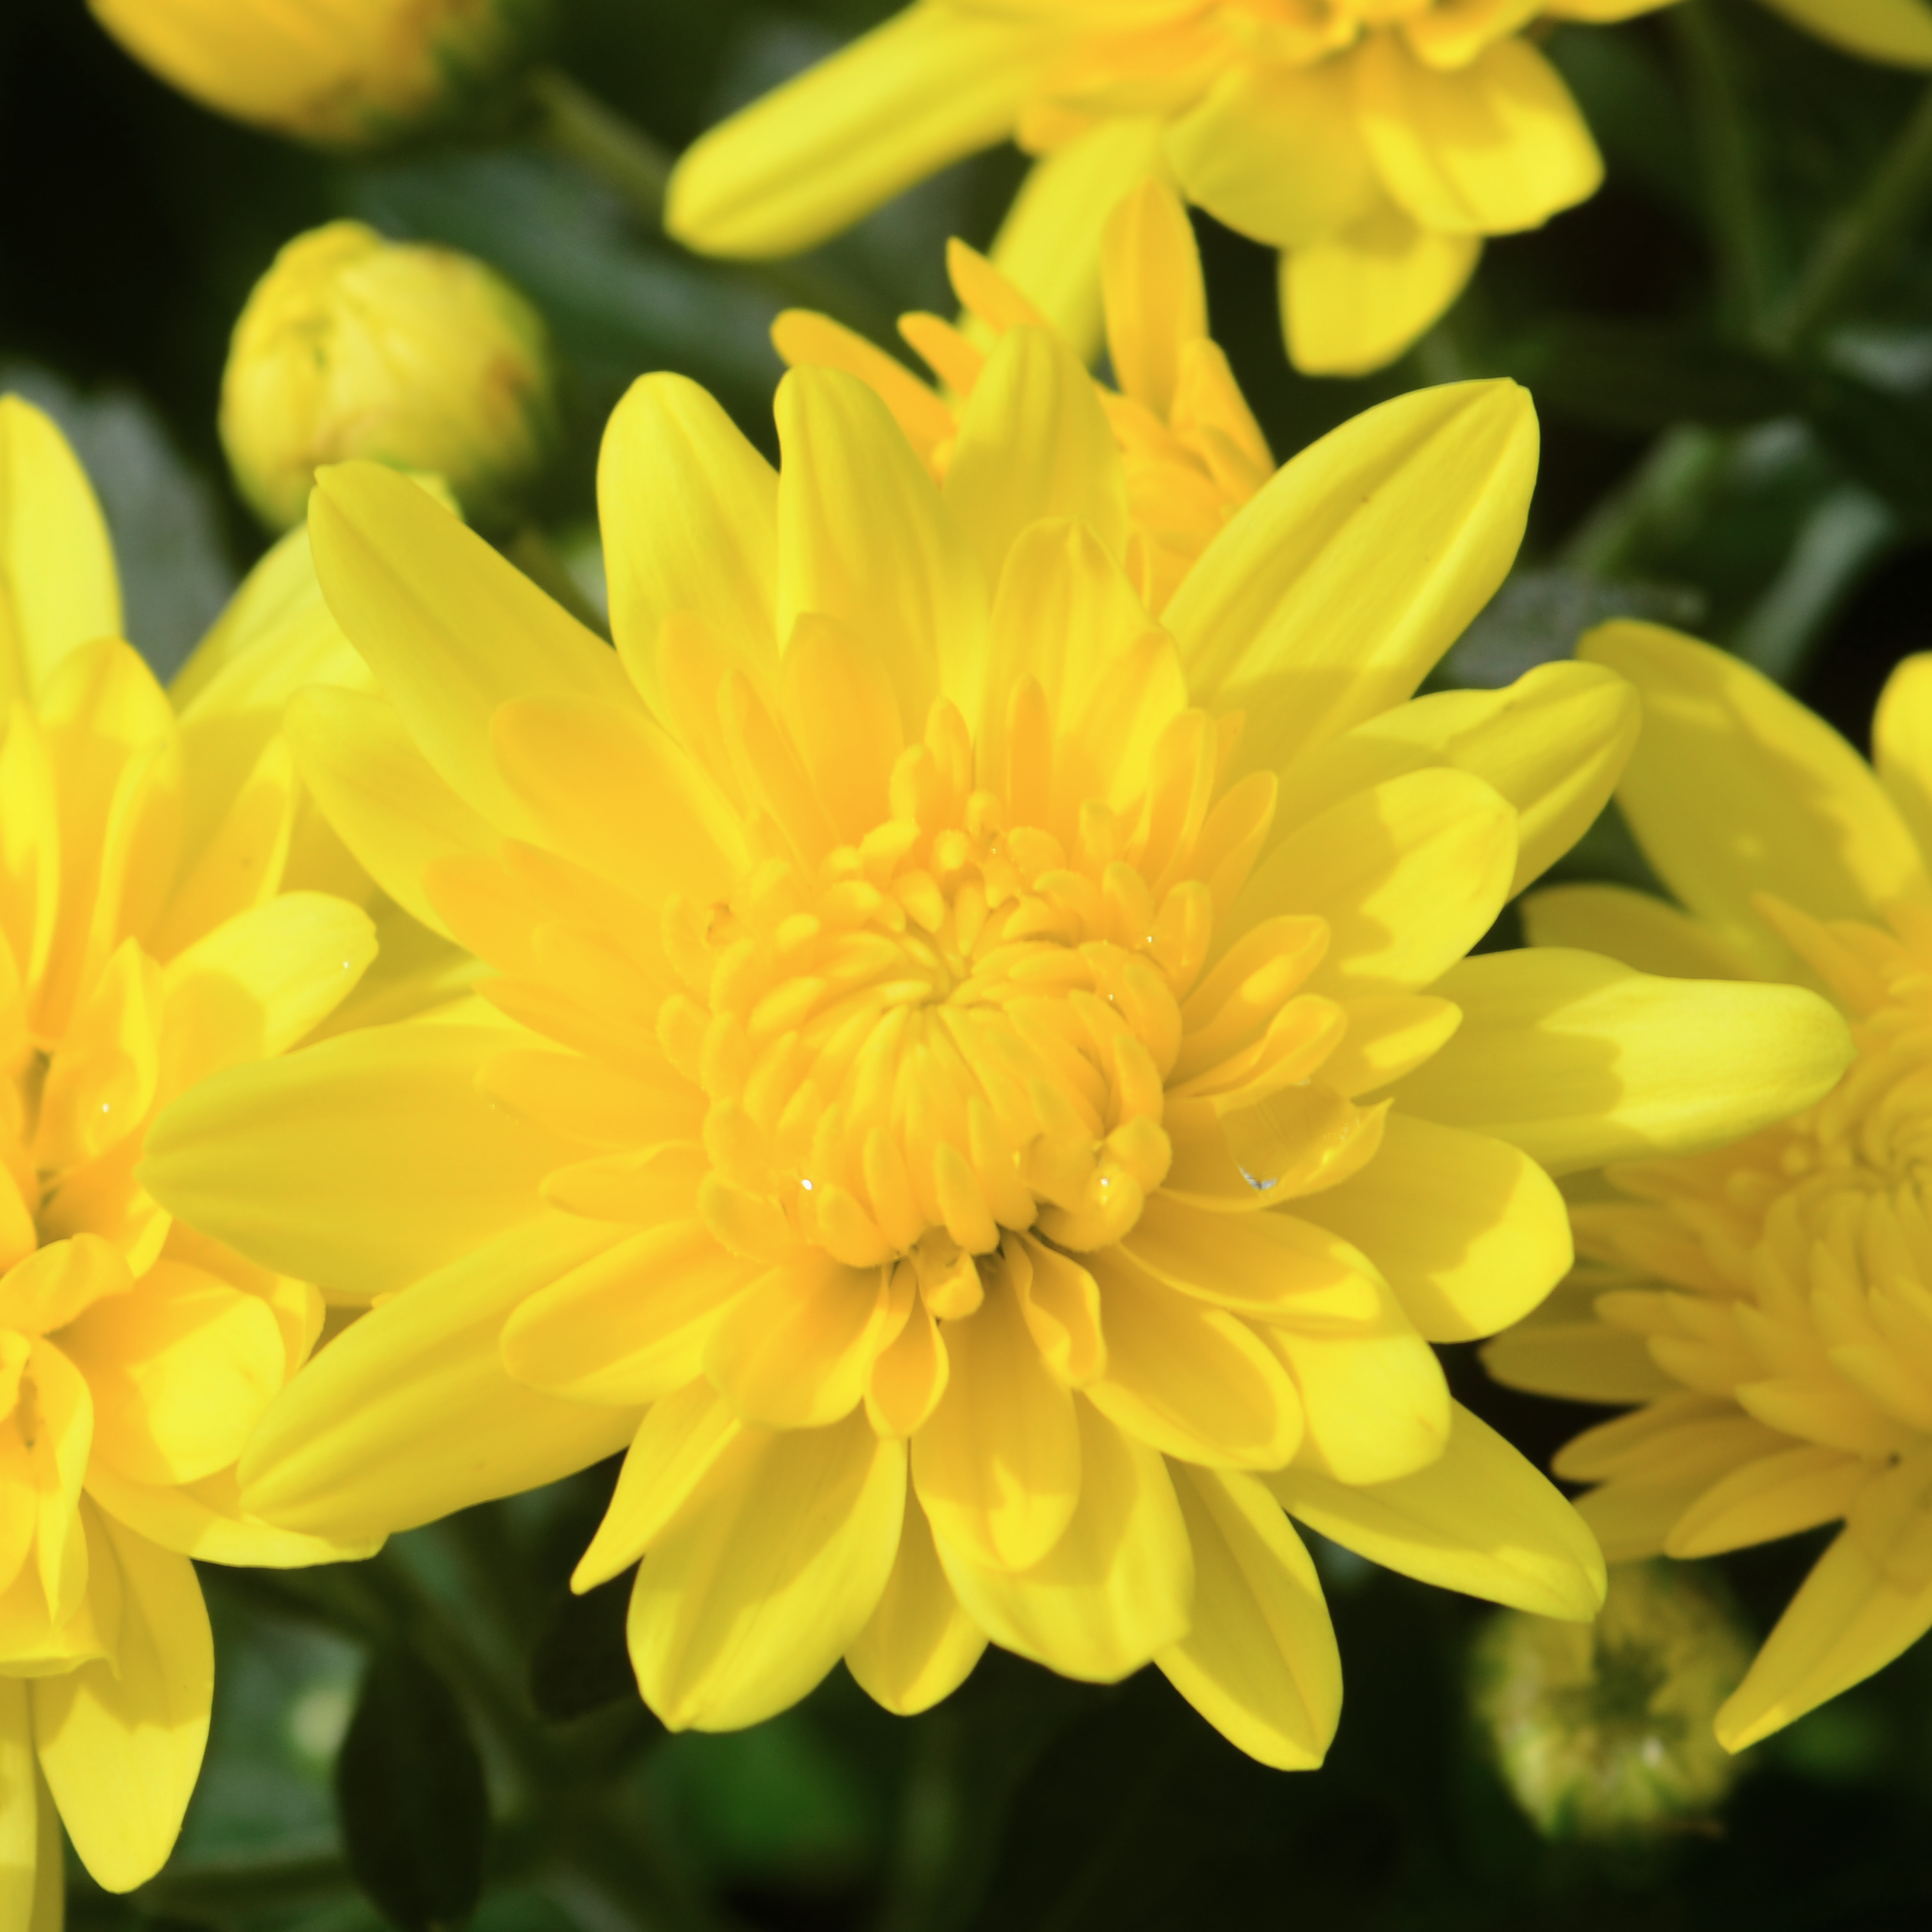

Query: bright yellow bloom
left=776, top=179, right=1271, bottom=615
left=88, top=0, right=546, bottom=148
left=666, top=0, right=1932, bottom=379
left=145, top=352, right=1845, bottom=1764
left=221, top=221, right=563, bottom=535
left=1492, top=620, right=1932, bottom=1752
left=0, top=396, right=410, bottom=1912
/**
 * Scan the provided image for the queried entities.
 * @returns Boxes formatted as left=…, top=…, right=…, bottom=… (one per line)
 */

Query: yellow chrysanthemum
left=0, top=396, right=429, bottom=1912
left=88, top=0, right=545, bottom=148
left=1491, top=620, right=1932, bottom=1753
left=776, top=179, right=1270, bottom=615
left=666, top=0, right=1932, bottom=379
left=145, top=354, right=1846, bottom=1765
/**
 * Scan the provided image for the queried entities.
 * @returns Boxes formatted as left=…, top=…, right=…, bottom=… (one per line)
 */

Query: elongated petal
left=0, top=397, right=120, bottom=709
left=0, top=1681, right=36, bottom=1932
left=33, top=1510, right=210, bottom=1893
left=846, top=1490, right=988, bottom=1715
left=83, top=1462, right=380, bottom=1568
left=142, top=1022, right=576, bottom=1296
left=307, top=463, right=632, bottom=833
left=1284, top=199, right=1481, bottom=377
left=1166, top=381, right=1535, bottom=766
left=1872, top=651, right=1932, bottom=861
left=1268, top=1303, right=1449, bottom=1486
left=1664, top=1446, right=1869, bottom=1559
left=627, top=1414, right=905, bottom=1730
left=934, top=1399, right=1192, bottom=1681
left=1297, top=1114, right=1571, bottom=1341
left=1166, top=58, right=1375, bottom=250
left=1521, top=883, right=1759, bottom=980
left=1100, top=179, right=1206, bottom=419
left=1756, top=0, right=1932, bottom=66
left=1356, top=33, right=1601, bottom=236
left=666, top=7, right=1045, bottom=256
left=990, top=117, right=1170, bottom=362
left=239, top=1216, right=639, bottom=1539
left=1156, top=1465, right=1340, bottom=1770
left=1398, top=947, right=1854, bottom=1174
left=599, top=373, right=779, bottom=709
left=1269, top=1401, right=1606, bottom=1619
left=1718, top=1453, right=1932, bottom=1750
left=1584, top=623, right=1929, bottom=955
left=776, top=367, right=982, bottom=732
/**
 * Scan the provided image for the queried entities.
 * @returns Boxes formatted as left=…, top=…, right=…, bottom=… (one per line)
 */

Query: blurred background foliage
left=11, top=0, right=1932, bottom=1924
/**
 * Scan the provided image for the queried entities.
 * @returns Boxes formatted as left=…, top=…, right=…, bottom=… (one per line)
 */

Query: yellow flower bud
left=220, top=221, right=562, bottom=535
left=1470, top=1563, right=1754, bottom=1844
left=89, top=0, right=546, bottom=148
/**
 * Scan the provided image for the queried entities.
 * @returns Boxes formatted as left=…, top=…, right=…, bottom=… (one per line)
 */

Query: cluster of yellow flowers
left=16, top=0, right=1932, bottom=1912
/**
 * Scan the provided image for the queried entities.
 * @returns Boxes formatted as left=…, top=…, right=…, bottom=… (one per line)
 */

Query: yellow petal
left=1269, top=1400, right=1606, bottom=1619
left=772, top=311, right=955, bottom=472
left=776, top=367, right=981, bottom=733
left=0, top=397, right=120, bottom=710
left=1297, top=1113, right=1571, bottom=1342
left=780, top=613, right=906, bottom=844
left=1083, top=1247, right=1303, bottom=1469
left=1100, top=179, right=1206, bottom=420
left=934, top=1398, right=1192, bottom=1681
left=705, top=1256, right=892, bottom=1428
left=60, top=1262, right=284, bottom=1487
left=845, top=1490, right=988, bottom=1715
left=142, top=1022, right=576, bottom=1296
left=1520, top=882, right=1759, bottom=980
left=285, top=686, right=496, bottom=938
left=1665, top=1445, right=1870, bottom=1559
left=1166, top=381, right=1535, bottom=766
left=1165, top=58, right=1375, bottom=251
left=1755, top=0, right=1932, bottom=66
left=1398, top=947, right=1855, bottom=1175
left=989, top=117, right=1171, bottom=364
left=1238, top=768, right=1516, bottom=996
left=25, top=1341, right=92, bottom=1630
left=32, top=1510, right=210, bottom=1893
left=665, top=6, right=1047, bottom=257
left=1355, top=33, right=1602, bottom=236
left=1872, top=651, right=1932, bottom=861
left=1584, top=622, right=1929, bottom=954
left=572, top=1384, right=744, bottom=1591
left=1283, top=198, right=1481, bottom=377
left=943, top=326, right=1126, bottom=589
left=0, top=1681, right=38, bottom=1932
left=1156, top=1464, right=1340, bottom=1771
left=1716, top=1448, right=1932, bottom=1750
left=239, top=1216, right=640, bottom=1540
left=307, top=463, right=632, bottom=832
left=912, top=1267, right=1081, bottom=1572
left=83, top=1462, right=379, bottom=1568
left=627, top=1414, right=905, bottom=1731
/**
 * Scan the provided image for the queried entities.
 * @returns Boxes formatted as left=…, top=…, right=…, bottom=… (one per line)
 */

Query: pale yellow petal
left=83, top=1462, right=380, bottom=1568
left=845, top=1490, right=988, bottom=1715
left=1583, top=622, right=1929, bottom=956
left=1756, top=0, right=1932, bottom=66
left=627, top=1415, right=905, bottom=1731
left=238, top=1216, right=640, bottom=1540
left=1283, top=199, right=1481, bottom=377
left=1156, top=1465, right=1340, bottom=1771
left=1397, top=947, right=1855, bottom=1174
left=1664, top=1445, right=1870, bottom=1559
left=1166, top=380, right=1535, bottom=766
left=0, top=1681, right=36, bottom=1932
left=1269, top=1400, right=1606, bottom=1620
left=32, top=1511, right=210, bottom=1893
left=0, top=397, right=120, bottom=709
left=666, top=6, right=1049, bottom=257
left=1100, top=179, right=1206, bottom=419
left=1520, top=882, right=1759, bottom=980
left=934, top=1399, right=1193, bottom=1681
left=1872, top=651, right=1932, bottom=862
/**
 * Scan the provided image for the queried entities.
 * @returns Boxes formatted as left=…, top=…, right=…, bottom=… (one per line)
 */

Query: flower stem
left=529, top=67, right=670, bottom=230
left=1774, top=82, right=1932, bottom=352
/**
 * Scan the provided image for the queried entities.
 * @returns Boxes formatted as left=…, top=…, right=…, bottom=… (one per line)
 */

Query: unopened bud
left=89, top=0, right=546, bottom=149
left=1470, top=1562, right=1753, bottom=1844
left=220, top=222, right=562, bottom=535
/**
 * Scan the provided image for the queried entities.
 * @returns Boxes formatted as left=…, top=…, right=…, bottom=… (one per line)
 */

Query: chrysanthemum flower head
left=776, top=179, right=1272, bottom=613
left=0, top=396, right=407, bottom=1909
left=1490, top=620, right=1932, bottom=1752
left=666, top=0, right=1932, bottom=380
left=145, top=343, right=1849, bottom=1766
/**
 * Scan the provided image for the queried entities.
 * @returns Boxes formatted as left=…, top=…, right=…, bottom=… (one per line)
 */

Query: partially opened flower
left=1491, top=621, right=1932, bottom=1752
left=145, top=352, right=1846, bottom=1766
left=776, top=178, right=1271, bottom=613
left=666, top=0, right=1932, bottom=380
left=0, top=395, right=417, bottom=1912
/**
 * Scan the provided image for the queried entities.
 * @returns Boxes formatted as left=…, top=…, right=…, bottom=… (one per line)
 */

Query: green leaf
left=336, top=1646, right=490, bottom=1932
